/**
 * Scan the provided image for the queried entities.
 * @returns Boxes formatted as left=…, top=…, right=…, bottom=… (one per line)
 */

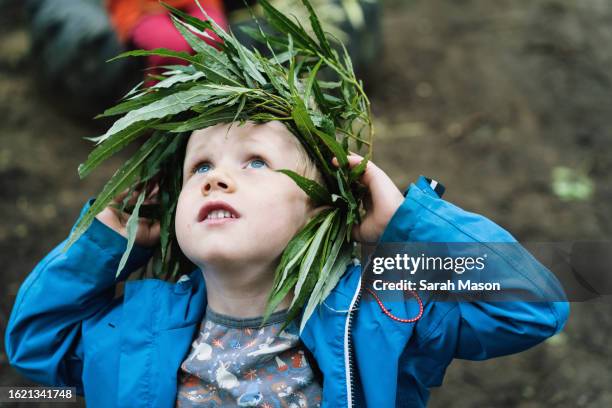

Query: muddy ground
left=1, top=0, right=612, bottom=407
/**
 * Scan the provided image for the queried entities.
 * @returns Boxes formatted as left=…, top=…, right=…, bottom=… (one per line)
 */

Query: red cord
left=365, top=284, right=424, bottom=323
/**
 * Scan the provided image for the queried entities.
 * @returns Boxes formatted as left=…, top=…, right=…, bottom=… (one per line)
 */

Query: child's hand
left=95, top=182, right=161, bottom=248
left=333, top=153, right=404, bottom=242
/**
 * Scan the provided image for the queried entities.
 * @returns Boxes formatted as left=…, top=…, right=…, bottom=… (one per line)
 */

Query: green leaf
left=291, top=96, right=320, bottom=149
left=290, top=210, right=336, bottom=309
left=109, top=48, right=204, bottom=69
left=304, top=59, right=323, bottom=105
left=291, top=96, right=335, bottom=177
left=287, top=34, right=297, bottom=95
left=259, top=58, right=290, bottom=97
left=232, top=31, right=268, bottom=86
left=300, top=227, right=350, bottom=332
left=160, top=191, right=174, bottom=264
left=96, top=91, right=168, bottom=119
left=93, top=88, right=217, bottom=144
left=263, top=274, right=299, bottom=325
left=78, top=121, right=154, bottom=179
left=139, top=132, right=185, bottom=182
left=314, top=128, right=348, bottom=168
left=300, top=0, right=334, bottom=57
left=152, top=71, right=205, bottom=89
left=65, top=134, right=168, bottom=251
left=276, top=169, right=331, bottom=205
left=258, top=0, right=320, bottom=53
left=169, top=16, right=244, bottom=86
left=153, top=107, right=242, bottom=133
left=116, top=189, right=146, bottom=278
left=273, top=234, right=314, bottom=294
left=269, top=209, right=330, bottom=297
left=161, top=2, right=217, bottom=41
left=231, top=94, right=247, bottom=125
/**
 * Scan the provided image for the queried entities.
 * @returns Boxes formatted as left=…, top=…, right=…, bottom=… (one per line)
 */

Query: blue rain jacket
left=5, top=176, right=569, bottom=407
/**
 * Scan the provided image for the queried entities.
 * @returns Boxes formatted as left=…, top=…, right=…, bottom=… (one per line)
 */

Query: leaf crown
left=67, top=0, right=374, bottom=332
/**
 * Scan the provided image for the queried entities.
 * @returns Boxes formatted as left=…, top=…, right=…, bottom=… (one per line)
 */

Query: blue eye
left=247, top=158, right=267, bottom=169
left=195, top=163, right=212, bottom=174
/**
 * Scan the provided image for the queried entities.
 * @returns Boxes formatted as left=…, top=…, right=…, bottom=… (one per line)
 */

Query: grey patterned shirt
left=176, top=306, right=323, bottom=407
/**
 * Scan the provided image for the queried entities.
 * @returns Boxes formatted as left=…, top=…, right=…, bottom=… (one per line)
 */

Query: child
left=5, top=1, right=569, bottom=407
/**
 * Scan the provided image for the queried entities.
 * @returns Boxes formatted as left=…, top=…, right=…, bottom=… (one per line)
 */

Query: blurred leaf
left=552, top=166, right=594, bottom=201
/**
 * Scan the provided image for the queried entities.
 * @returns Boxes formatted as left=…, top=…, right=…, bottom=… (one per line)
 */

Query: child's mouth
left=202, top=209, right=238, bottom=225
left=198, top=201, right=241, bottom=224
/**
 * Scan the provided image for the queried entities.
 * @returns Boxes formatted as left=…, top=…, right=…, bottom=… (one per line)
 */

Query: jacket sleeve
left=4, top=200, right=153, bottom=392
left=380, top=176, right=570, bottom=361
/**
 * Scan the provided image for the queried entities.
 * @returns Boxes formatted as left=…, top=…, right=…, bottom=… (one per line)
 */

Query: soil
left=1, top=0, right=611, bottom=407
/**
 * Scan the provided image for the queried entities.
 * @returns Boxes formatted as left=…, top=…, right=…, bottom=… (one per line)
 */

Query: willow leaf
left=290, top=210, right=335, bottom=309
left=231, top=95, right=247, bottom=125
left=259, top=57, right=290, bottom=97
left=304, top=59, right=323, bottom=105
left=78, top=121, right=153, bottom=179
left=300, top=0, right=334, bottom=58
left=154, top=109, right=242, bottom=133
left=291, top=96, right=335, bottom=176
left=276, top=169, right=331, bottom=205
left=169, top=15, right=212, bottom=54
left=94, top=89, right=216, bottom=144
left=263, top=274, right=299, bottom=326
left=116, top=189, right=146, bottom=278
left=140, top=133, right=184, bottom=181
left=161, top=2, right=219, bottom=42
left=96, top=91, right=168, bottom=119
left=152, top=71, right=205, bottom=89
left=169, top=17, right=243, bottom=86
left=258, top=0, right=320, bottom=53
left=300, top=223, right=348, bottom=332
left=239, top=25, right=289, bottom=50
left=314, top=128, right=348, bottom=168
left=300, top=245, right=352, bottom=333
left=318, top=245, right=353, bottom=309
left=281, top=267, right=318, bottom=333
left=271, top=209, right=329, bottom=293
left=287, top=34, right=296, bottom=95
left=109, top=48, right=203, bottom=69
left=291, top=95, right=319, bottom=151
left=65, top=134, right=168, bottom=250
left=234, top=38, right=267, bottom=86
left=274, top=234, right=313, bottom=294
left=160, top=190, right=174, bottom=264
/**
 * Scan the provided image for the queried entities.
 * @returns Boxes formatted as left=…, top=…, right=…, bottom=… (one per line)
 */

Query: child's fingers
left=331, top=153, right=365, bottom=168
left=143, top=182, right=160, bottom=205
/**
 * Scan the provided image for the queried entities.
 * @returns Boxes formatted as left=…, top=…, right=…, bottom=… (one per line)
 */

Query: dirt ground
left=1, top=0, right=612, bottom=407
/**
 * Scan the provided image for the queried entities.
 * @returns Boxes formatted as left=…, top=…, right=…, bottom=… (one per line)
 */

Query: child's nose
left=201, top=171, right=236, bottom=196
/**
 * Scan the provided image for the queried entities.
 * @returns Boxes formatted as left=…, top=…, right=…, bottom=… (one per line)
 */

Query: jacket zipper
left=344, top=274, right=363, bottom=408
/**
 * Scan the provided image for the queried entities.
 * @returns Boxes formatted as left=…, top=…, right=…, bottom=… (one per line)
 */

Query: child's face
left=175, top=121, right=315, bottom=269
